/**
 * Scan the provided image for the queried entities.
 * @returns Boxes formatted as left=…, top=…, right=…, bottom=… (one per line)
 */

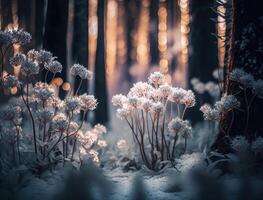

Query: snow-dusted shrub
left=0, top=29, right=107, bottom=170
left=112, top=71, right=195, bottom=170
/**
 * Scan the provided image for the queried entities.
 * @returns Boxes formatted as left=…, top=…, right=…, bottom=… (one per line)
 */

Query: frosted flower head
left=229, top=68, right=246, bottom=82
left=212, top=68, right=224, bottom=81
left=128, top=97, right=140, bottom=108
left=36, top=109, right=54, bottom=124
left=251, top=137, right=263, bottom=154
left=253, top=80, right=263, bottom=99
left=220, top=94, right=240, bottom=112
left=27, top=49, right=39, bottom=62
left=200, top=104, right=220, bottom=121
left=205, top=82, right=220, bottom=98
left=79, top=94, right=97, bottom=111
left=3, top=75, right=20, bottom=88
left=38, top=50, right=53, bottom=65
left=21, top=60, right=39, bottom=76
left=50, top=97, right=65, bottom=109
left=0, top=105, right=22, bottom=122
left=231, top=136, right=249, bottom=153
left=190, top=78, right=200, bottom=85
left=10, top=53, right=26, bottom=66
left=93, top=124, right=107, bottom=134
left=97, top=140, right=107, bottom=148
left=11, top=29, right=32, bottom=45
left=151, top=102, right=163, bottom=115
left=169, top=87, right=186, bottom=104
left=117, top=139, right=128, bottom=150
left=148, top=71, right=165, bottom=88
left=181, top=125, right=192, bottom=138
left=45, top=60, right=62, bottom=74
left=158, top=84, right=172, bottom=98
left=65, top=96, right=81, bottom=113
left=168, top=117, right=185, bottom=133
left=128, top=82, right=153, bottom=98
left=193, top=82, right=206, bottom=94
left=70, top=64, right=92, bottom=79
left=33, top=82, right=55, bottom=101
left=117, top=105, right=132, bottom=119
left=52, top=113, right=68, bottom=132
left=181, top=90, right=196, bottom=107
left=141, top=99, right=152, bottom=112
left=112, top=94, right=128, bottom=107
left=0, top=31, right=12, bottom=45
left=87, top=149, right=99, bottom=163
left=239, top=74, right=255, bottom=88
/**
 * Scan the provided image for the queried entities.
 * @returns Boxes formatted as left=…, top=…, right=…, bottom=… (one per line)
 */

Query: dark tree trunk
left=35, top=0, right=46, bottom=48
left=124, top=0, right=140, bottom=83
left=72, top=0, right=88, bottom=95
left=215, top=0, right=263, bottom=152
left=149, top=0, right=159, bottom=65
left=43, top=0, right=68, bottom=98
left=187, top=0, right=218, bottom=124
left=18, top=0, right=35, bottom=47
left=94, top=0, right=109, bottom=125
left=0, top=0, right=13, bottom=29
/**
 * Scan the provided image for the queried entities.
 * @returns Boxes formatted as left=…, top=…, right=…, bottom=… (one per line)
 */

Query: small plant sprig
left=112, top=72, right=195, bottom=170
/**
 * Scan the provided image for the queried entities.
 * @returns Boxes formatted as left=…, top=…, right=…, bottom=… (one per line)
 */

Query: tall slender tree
left=43, top=0, right=68, bottom=97
left=187, top=0, right=218, bottom=124
left=215, top=0, right=263, bottom=152
left=94, top=0, right=109, bottom=125
left=72, top=0, right=89, bottom=94
left=0, top=0, right=12, bottom=29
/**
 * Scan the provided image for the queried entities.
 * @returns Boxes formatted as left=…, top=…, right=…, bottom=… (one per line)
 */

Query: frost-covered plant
left=0, top=29, right=106, bottom=169
left=112, top=71, right=195, bottom=170
left=200, top=94, right=240, bottom=121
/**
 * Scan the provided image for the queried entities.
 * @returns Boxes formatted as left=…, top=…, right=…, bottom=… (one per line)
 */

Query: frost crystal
left=38, top=50, right=53, bottom=65
left=3, top=75, right=20, bottom=88
left=0, top=30, right=12, bottom=44
left=11, top=29, right=32, bottom=45
left=36, top=109, right=54, bottom=124
left=52, top=113, right=69, bottom=132
left=65, top=96, right=81, bottom=113
left=33, top=82, right=54, bottom=101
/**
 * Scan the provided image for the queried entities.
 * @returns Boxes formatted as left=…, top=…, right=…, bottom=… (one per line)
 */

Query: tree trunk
left=215, top=0, right=263, bottom=152
left=149, top=0, right=159, bottom=65
left=187, top=0, right=218, bottom=124
left=0, top=0, right=13, bottom=29
left=94, top=0, right=109, bottom=125
left=43, top=0, right=68, bottom=98
left=35, top=0, right=46, bottom=48
left=72, top=0, right=88, bottom=95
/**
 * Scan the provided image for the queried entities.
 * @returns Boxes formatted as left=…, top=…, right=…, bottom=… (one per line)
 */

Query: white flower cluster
left=0, top=29, right=31, bottom=45
left=200, top=94, right=240, bottom=121
left=3, top=75, right=20, bottom=88
left=168, top=117, right=192, bottom=138
left=191, top=77, right=220, bottom=98
left=230, top=68, right=263, bottom=98
left=113, top=71, right=196, bottom=119
left=70, top=64, right=93, bottom=80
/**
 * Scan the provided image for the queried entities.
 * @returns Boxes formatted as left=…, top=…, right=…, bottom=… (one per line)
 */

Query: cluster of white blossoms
left=113, top=71, right=196, bottom=120
left=191, top=78, right=220, bottom=99
left=168, top=117, right=192, bottom=138
left=112, top=71, right=195, bottom=168
left=231, top=136, right=263, bottom=155
left=0, top=29, right=104, bottom=166
left=200, top=94, right=240, bottom=121
left=70, top=64, right=93, bottom=80
left=230, top=68, right=263, bottom=98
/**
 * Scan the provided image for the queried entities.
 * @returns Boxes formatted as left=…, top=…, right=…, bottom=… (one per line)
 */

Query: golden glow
left=10, top=86, right=18, bottom=95
left=173, top=0, right=190, bottom=87
left=106, top=0, right=118, bottom=88
left=158, top=1, right=168, bottom=74
left=62, top=82, right=71, bottom=91
left=136, top=0, right=150, bottom=69
left=217, top=0, right=226, bottom=68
